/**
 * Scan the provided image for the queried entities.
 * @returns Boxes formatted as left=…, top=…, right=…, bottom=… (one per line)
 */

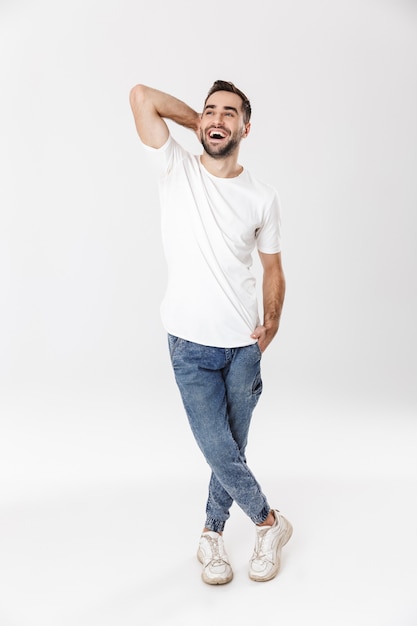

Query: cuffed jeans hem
left=204, top=517, right=227, bottom=533
left=251, top=504, right=271, bottom=525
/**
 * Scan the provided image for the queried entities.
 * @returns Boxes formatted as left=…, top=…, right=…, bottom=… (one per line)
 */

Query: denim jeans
left=168, top=334, right=270, bottom=532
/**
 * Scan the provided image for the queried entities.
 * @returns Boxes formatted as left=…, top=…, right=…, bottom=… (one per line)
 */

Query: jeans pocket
left=254, top=341, right=263, bottom=359
left=167, top=334, right=181, bottom=358
left=252, top=371, right=263, bottom=397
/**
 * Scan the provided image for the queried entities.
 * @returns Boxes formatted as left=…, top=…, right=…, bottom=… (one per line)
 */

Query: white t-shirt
left=144, top=134, right=282, bottom=348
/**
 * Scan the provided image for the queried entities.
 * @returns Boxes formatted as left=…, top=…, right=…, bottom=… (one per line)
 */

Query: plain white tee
left=144, top=134, right=282, bottom=348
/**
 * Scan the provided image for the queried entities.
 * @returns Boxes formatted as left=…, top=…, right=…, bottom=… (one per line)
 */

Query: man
left=129, top=80, right=292, bottom=585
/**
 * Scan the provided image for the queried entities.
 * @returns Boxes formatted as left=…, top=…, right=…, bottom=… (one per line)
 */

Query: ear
left=242, top=122, right=251, bottom=138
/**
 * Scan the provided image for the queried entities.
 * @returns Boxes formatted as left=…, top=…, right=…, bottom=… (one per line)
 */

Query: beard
left=200, top=130, right=241, bottom=159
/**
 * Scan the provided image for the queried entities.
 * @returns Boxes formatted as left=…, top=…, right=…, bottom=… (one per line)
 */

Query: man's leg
left=168, top=336, right=270, bottom=531
left=204, top=342, right=267, bottom=529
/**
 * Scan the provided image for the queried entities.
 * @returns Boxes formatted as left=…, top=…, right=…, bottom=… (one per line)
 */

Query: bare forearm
left=251, top=252, right=286, bottom=352
left=262, top=269, right=286, bottom=332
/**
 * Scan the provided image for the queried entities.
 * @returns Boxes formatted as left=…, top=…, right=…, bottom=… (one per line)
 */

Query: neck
left=200, top=152, right=243, bottom=178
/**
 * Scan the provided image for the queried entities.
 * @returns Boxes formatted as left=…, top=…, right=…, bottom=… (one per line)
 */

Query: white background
left=1, top=0, right=416, bottom=624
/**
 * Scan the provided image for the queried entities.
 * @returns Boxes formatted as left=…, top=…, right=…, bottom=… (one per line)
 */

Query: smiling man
left=200, top=91, right=250, bottom=161
left=129, top=80, right=292, bottom=585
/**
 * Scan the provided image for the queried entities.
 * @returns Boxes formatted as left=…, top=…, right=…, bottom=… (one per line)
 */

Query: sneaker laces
left=253, top=527, right=274, bottom=562
left=203, top=534, right=228, bottom=566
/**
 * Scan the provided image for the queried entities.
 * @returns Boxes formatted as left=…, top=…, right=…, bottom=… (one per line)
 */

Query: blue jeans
left=168, top=335, right=270, bottom=532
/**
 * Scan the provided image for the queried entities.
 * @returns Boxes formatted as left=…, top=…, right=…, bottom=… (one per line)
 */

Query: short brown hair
left=204, top=80, right=252, bottom=124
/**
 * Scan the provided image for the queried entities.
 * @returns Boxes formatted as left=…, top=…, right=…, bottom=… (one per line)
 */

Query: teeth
left=209, top=130, right=226, bottom=138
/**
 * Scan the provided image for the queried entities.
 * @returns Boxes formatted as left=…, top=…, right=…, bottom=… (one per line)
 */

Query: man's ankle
left=256, top=511, right=275, bottom=527
left=203, top=527, right=223, bottom=535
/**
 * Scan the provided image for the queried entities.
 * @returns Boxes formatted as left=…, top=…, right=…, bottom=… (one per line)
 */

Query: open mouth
left=208, top=129, right=228, bottom=140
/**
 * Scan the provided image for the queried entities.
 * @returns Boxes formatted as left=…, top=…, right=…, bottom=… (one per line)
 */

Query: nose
left=212, top=111, right=225, bottom=125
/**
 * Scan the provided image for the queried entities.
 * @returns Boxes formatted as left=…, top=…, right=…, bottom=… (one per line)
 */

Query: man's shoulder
left=144, top=133, right=198, bottom=177
left=243, top=169, right=278, bottom=200
left=142, top=133, right=192, bottom=157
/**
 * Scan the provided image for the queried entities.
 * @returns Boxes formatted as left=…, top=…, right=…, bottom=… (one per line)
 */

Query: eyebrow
left=204, top=104, right=239, bottom=115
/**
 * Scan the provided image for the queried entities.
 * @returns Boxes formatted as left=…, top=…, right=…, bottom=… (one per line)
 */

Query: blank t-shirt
left=144, top=134, right=282, bottom=348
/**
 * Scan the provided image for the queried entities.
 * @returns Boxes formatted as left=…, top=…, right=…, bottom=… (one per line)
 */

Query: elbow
left=129, top=83, right=149, bottom=108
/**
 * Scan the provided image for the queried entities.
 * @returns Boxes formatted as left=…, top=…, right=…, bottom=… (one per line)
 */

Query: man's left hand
left=250, top=323, right=278, bottom=353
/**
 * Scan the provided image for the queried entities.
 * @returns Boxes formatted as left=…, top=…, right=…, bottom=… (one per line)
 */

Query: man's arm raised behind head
left=129, top=84, right=201, bottom=148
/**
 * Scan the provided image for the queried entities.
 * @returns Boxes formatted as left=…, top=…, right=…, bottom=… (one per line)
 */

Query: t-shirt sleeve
left=256, top=191, right=282, bottom=254
left=140, top=134, right=188, bottom=176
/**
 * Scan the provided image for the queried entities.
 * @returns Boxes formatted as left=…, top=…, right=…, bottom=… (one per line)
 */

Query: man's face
left=199, top=91, right=250, bottom=158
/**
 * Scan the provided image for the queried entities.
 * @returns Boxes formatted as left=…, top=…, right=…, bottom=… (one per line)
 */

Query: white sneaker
left=249, top=509, right=293, bottom=582
left=197, top=531, right=233, bottom=585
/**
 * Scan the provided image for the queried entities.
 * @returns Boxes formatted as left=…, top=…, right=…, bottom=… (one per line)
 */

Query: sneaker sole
left=197, top=549, right=233, bottom=585
left=249, top=517, right=293, bottom=582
